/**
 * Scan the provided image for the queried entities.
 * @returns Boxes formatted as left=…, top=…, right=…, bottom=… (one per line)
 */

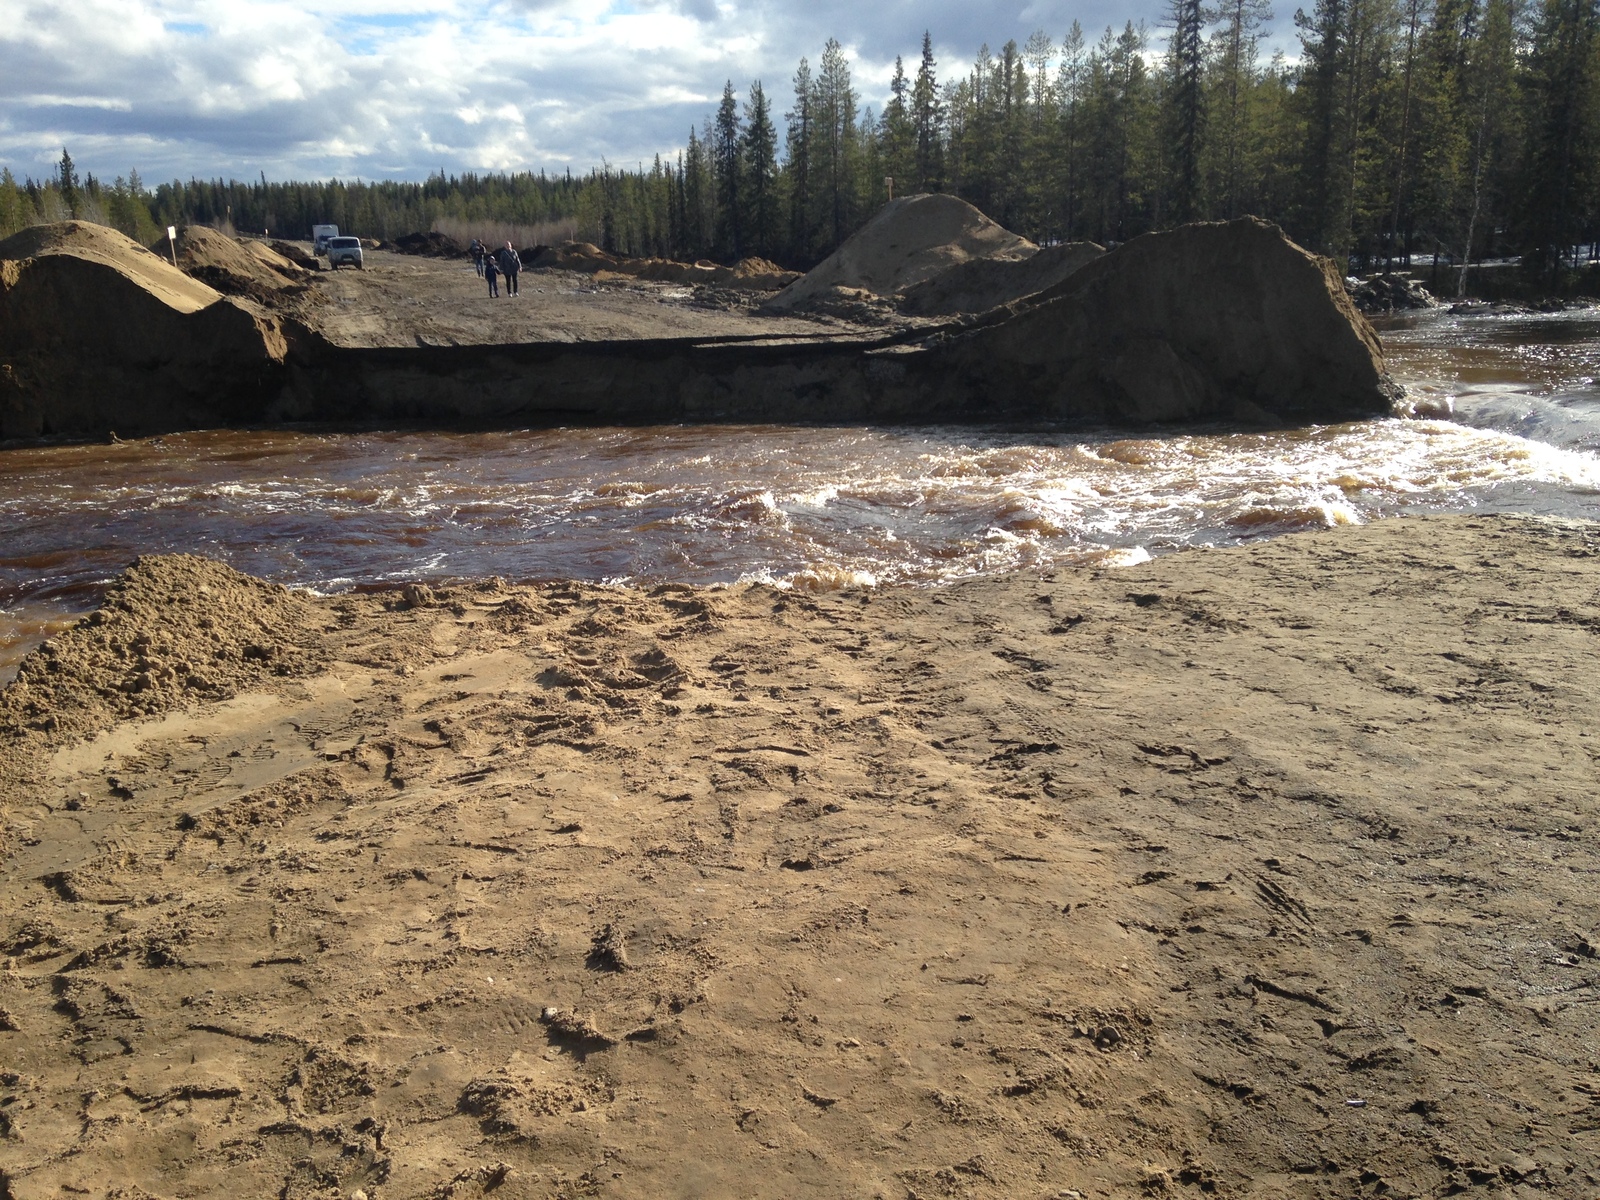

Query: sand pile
left=0, top=221, right=289, bottom=439
left=2, top=221, right=221, bottom=314
left=157, top=225, right=310, bottom=301
left=534, top=242, right=800, bottom=291
left=765, top=193, right=1035, bottom=311
left=0, top=555, right=329, bottom=742
left=531, top=241, right=612, bottom=271
left=899, top=240, right=1105, bottom=315
left=946, top=216, right=1396, bottom=423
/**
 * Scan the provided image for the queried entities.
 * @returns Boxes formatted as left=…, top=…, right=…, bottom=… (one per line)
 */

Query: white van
left=326, top=236, right=364, bottom=270
left=312, top=224, right=339, bottom=255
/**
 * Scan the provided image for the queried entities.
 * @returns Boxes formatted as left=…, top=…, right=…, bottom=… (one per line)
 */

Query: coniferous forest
left=2, top=3, right=1597, bottom=287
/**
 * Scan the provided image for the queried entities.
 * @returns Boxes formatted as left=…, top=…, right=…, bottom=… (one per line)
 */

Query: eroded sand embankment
left=1, top=514, right=1597, bottom=1197
left=3, top=218, right=1399, bottom=439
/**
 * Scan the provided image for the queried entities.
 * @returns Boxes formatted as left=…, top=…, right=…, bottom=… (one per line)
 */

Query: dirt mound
left=0, top=554, right=329, bottom=742
left=716, top=256, right=801, bottom=290
left=157, top=225, right=310, bottom=301
left=393, top=231, right=465, bottom=257
left=766, top=193, right=1035, bottom=311
left=269, top=240, right=320, bottom=271
left=532, top=241, right=613, bottom=271
left=2, top=220, right=221, bottom=313
left=0, top=221, right=289, bottom=439
left=534, top=243, right=801, bottom=291
left=899, top=241, right=1105, bottom=315
left=945, top=217, right=1395, bottom=423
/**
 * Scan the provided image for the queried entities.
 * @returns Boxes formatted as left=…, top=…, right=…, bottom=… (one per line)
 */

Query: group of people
left=469, top=239, right=522, bottom=298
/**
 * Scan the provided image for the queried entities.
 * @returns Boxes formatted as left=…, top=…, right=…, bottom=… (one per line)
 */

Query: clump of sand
left=156, top=225, right=310, bottom=301
left=766, top=193, right=1035, bottom=311
left=898, top=240, right=1105, bottom=316
left=0, top=554, right=328, bottom=742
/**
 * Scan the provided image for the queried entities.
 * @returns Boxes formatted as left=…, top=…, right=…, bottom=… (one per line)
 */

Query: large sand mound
left=2, top=220, right=221, bottom=314
left=156, top=225, right=310, bottom=301
left=899, top=240, right=1105, bottom=316
left=947, top=216, right=1393, bottom=423
left=766, top=193, right=1035, bottom=310
left=0, top=222, right=289, bottom=438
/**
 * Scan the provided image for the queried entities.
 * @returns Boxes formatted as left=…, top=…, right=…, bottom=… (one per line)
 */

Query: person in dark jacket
left=469, top=239, right=485, bottom=277
left=496, top=242, right=521, bottom=297
left=483, top=250, right=500, bottom=297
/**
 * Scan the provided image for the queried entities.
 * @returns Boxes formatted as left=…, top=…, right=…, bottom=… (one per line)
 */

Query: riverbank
left=2, top=513, right=1596, bottom=1197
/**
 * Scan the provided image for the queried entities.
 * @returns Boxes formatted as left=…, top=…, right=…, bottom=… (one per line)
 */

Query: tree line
left=2, top=1, right=1596, bottom=289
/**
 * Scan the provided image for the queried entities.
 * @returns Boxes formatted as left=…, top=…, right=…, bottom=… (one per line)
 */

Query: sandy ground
left=2, top=513, right=1598, bottom=1198
left=296, top=251, right=881, bottom=349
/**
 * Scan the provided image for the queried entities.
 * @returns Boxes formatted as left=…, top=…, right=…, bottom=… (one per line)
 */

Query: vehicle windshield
left=329, top=238, right=360, bottom=248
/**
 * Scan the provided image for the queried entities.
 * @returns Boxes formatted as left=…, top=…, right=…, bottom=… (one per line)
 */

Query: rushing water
left=2, top=308, right=1598, bottom=680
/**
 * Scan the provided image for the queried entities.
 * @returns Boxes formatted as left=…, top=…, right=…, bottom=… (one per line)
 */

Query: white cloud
left=0, top=0, right=1298, bottom=183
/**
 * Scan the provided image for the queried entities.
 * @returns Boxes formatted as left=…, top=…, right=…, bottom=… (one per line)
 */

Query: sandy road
left=295, top=250, right=877, bottom=349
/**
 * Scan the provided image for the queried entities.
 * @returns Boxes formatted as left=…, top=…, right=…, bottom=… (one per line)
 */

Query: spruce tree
left=742, top=80, right=780, bottom=258
left=1211, top=0, right=1275, bottom=219
left=787, top=57, right=816, bottom=261
left=912, top=32, right=945, bottom=191
left=58, top=148, right=80, bottom=219
left=881, top=56, right=916, bottom=192
left=1165, top=0, right=1208, bottom=221
left=713, top=81, right=743, bottom=258
left=817, top=39, right=860, bottom=249
left=1520, top=0, right=1600, bottom=284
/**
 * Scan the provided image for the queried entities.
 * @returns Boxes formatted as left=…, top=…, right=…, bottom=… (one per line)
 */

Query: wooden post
left=166, top=225, right=178, bottom=267
left=885, top=176, right=894, bottom=201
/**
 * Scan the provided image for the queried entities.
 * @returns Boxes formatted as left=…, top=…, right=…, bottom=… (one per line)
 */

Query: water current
left=2, top=308, right=1598, bottom=680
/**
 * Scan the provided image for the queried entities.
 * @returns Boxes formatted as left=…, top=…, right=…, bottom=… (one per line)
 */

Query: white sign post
left=166, top=226, right=178, bottom=267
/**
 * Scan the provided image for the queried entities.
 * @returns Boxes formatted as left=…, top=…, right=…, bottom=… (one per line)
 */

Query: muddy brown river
left=2, top=309, right=1597, bottom=679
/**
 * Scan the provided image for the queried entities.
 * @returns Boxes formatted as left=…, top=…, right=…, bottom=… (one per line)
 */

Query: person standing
left=470, top=238, right=485, bottom=277
left=496, top=242, right=522, bottom=297
left=484, top=250, right=500, bottom=298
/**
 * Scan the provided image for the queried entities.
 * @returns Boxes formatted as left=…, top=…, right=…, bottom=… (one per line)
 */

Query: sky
left=0, top=0, right=1295, bottom=186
